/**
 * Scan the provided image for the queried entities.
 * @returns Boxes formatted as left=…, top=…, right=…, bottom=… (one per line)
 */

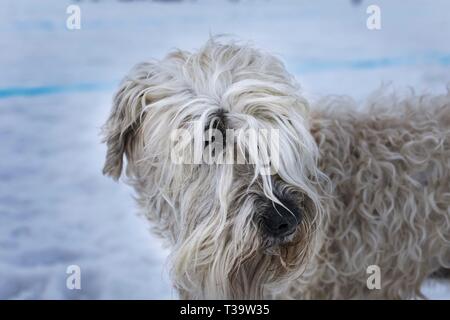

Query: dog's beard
left=227, top=193, right=317, bottom=299
left=227, top=222, right=316, bottom=299
left=169, top=176, right=319, bottom=300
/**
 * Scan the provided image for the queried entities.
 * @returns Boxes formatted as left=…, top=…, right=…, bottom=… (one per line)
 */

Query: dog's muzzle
left=260, top=199, right=302, bottom=238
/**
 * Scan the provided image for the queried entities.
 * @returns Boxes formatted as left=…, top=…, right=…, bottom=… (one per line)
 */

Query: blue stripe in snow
left=0, top=53, right=449, bottom=99
left=0, top=82, right=117, bottom=99
left=293, top=53, right=450, bottom=73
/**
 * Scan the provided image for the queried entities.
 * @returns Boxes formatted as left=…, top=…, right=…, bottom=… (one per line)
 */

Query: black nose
left=261, top=200, right=301, bottom=238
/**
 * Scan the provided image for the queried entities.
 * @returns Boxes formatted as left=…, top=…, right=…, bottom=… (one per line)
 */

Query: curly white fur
left=102, top=39, right=450, bottom=299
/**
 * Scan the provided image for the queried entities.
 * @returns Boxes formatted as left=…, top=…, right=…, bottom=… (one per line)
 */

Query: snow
left=0, top=0, right=449, bottom=299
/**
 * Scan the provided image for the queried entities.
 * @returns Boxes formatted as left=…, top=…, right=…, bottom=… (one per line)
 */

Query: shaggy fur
left=102, top=39, right=450, bottom=299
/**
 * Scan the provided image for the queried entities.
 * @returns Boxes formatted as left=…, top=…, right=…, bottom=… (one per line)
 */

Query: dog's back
left=306, top=93, right=450, bottom=299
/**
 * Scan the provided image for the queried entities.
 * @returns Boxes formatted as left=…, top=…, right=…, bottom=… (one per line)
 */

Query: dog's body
left=299, top=102, right=450, bottom=299
left=102, top=40, right=450, bottom=299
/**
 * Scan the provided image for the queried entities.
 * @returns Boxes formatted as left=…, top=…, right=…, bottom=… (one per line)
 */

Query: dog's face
left=102, top=40, right=326, bottom=299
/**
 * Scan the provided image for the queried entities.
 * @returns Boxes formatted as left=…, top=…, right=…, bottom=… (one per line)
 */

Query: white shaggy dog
left=102, top=39, right=450, bottom=299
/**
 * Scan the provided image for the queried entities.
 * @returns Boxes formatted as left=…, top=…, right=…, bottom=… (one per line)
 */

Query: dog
left=102, top=39, right=450, bottom=299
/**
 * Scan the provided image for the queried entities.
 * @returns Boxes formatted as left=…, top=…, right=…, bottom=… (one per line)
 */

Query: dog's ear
left=102, top=63, right=155, bottom=180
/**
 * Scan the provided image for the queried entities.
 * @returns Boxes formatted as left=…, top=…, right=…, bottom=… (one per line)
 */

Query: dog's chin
left=224, top=229, right=312, bottom=299
left=172, top=217, right=313, bottom=299
left=262, top=229, right=299, bottom=254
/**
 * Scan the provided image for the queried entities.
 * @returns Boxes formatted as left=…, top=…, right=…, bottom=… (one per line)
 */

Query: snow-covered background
left=0, top=0, right=449, bottom=299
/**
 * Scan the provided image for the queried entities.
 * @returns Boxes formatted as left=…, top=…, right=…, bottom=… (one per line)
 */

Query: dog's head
left=102, top=39, right=327, bottom=299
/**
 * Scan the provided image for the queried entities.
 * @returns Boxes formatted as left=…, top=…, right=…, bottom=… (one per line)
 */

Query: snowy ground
left=0, top=0, right=449, bottom=299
